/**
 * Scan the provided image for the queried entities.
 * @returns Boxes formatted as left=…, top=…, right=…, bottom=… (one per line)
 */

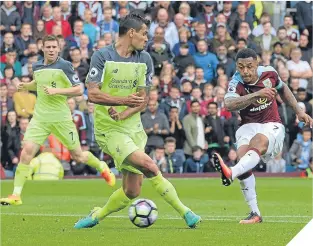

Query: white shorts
left=235, top=122, right=285, bottom=163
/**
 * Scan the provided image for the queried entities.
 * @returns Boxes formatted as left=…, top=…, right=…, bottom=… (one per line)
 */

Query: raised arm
left=18, top=80, right=37, bottom=91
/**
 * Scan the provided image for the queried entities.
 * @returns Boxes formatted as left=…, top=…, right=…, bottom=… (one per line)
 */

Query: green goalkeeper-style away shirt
left=32, top=57, right=81, bottom=122
left=85, top=44, right=154, bottom=135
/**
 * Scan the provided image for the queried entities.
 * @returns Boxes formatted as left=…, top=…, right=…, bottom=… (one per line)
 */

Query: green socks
left=96, top=188, right=131, bottom=220
left=86, top=151, right=105, bottom=172
left=149, top=172, right=189, bottom=217
left=13, top=163, right=33, bottom=196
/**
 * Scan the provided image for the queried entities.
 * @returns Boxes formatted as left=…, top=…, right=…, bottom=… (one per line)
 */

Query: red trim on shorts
left=247, top=147, right=261, bottom=157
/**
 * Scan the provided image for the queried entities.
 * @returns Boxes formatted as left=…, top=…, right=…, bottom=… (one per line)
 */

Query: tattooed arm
left=224, top=93, right=259, bottom=111
left=87, top=82, right=144, bottom=107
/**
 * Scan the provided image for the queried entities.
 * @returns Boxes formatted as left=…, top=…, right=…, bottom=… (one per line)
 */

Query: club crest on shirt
left=262, top=78, right=272, bottom=88
left=72, top=74, right=80, bottom=83
left=228, top=86, right=236, bottom=93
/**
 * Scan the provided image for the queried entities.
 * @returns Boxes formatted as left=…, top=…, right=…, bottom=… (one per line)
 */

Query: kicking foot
left=100, top=161, right=116, bottom=187
left=239, top=212, right=263, bottom=224
left=0, top=195, right=22, bottom=206
left=74, top=207, right=101, bottom=229
left=184, top=210, right=201, bottom=228
left=212, top=153, right=233, bottom=186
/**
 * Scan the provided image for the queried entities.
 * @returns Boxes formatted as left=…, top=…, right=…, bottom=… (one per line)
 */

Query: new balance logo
left=112, top=69, right=118, bottom=74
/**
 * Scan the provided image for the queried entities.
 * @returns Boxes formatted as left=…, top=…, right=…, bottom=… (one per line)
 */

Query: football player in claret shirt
left=212, top=48, right=313, bottom=224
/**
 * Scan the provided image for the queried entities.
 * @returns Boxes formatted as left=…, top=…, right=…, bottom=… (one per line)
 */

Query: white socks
left=231, top=150, right=261, bottom=180
left=239, top=174, right=261, bottom=216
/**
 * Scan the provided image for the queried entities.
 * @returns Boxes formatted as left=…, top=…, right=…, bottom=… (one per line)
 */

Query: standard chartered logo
left=108, top=78, right=134, bottom=89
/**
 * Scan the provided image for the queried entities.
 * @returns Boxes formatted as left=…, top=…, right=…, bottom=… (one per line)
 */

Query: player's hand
left=125, top=93, right=145, bottom=108
left=108, top=106, right=121, bottom=121
left=224, top=136, right=230, bottom=143
left=256, top=88, right=277, bottom=101
left=17, top=82, right=27, bottom=91
left=43, top=86, right=58, bottom=95
left=297, top=111, right=313, bottom=128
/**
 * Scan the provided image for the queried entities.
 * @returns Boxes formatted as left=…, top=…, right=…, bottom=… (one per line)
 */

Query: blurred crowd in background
left=0, top=1, right=312, bottom=178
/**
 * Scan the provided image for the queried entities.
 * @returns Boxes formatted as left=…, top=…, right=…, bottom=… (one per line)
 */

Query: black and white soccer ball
left=128, top=199, right=158, bottom=228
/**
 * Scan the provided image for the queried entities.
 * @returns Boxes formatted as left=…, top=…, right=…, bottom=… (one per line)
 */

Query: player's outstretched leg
left=128, top=151, right=201, bottom=228
left=74, top=170, right=139, bottom=229
left=0, top=141, right=40, bottom=206
left=70, top=148, right=116, bottom=187
left=238, top=172, right=262, bottom=224
left=213, top=134, right=268, bottom=186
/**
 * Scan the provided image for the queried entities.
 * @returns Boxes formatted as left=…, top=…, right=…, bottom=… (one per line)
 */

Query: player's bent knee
left=249, top=134, right=269, bottom=155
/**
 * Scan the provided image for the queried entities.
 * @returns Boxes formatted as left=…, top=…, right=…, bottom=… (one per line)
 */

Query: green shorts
left=95, top=130, right=147, bottom=174
left=24, top=118, right=80, bottom=150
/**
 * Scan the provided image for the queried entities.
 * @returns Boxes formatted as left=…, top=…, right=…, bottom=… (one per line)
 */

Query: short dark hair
left=297, top=88, right=306, bottom=93
left=235, top=48, right=257, bottom=61
left=43, top=35, right=59, bottom=45
left=237, top=38, right=247, bottom=44
left=171, top=85, right=180, bottom=91
left=302, top=127, right=312, bottom=134
left=170, top=106, right=179, bottom=111
left=119, top=13, right=150, bottom=36
left=278, top=26, right=287, bottom=32
left=190, top=99, right=200, bottom=106
left=71, top=47, right=81, bottom=53
left=208, top=102, right=218, bottom=108
left=284, top=14, right=293, bottom=19
left=192, top=145, right=203, bottom=153
left=165, top=137, right=176, bottom=144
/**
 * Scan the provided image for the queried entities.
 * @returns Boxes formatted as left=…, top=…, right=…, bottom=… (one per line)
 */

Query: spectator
left=287, top=48, right=313, bottom=89
left=174, top=13, right=186, bottom=31
left=220, top=1, right=233, bottom=21
left=20, top=42, right=39, bottom=66
left=13, top=76, right=36, bottom=119
left=142, top=100, right=170, bottom=151
left=237, top=27, right=261, bottom=54
left=149, top=8, right=179, bottom=50
left=271, top=42, right=288, bottom=66
left=190, top=21, right=213, bottom=47
left=0, top=48, right=22, bottom=77
left=212, top=13, right=231, bottom=35
left=266, top=153, right=286, bottom=173
left=278, top=67, right=290, bottom=84
left=181, top=80, right=192, bottom=101
left=7, top=117, right=29, bottom=173
left=79, top=34, right=93, bottom=63
left=160, top=86, right=188, bottom=121
left=224, top=148, right=237, bottom=167
left=41, top=4, right=53, bottom=22
left=173, top=43, right=195, bottom=79
left=83, top=9, right=100, bottom=47
left=160, top=63, right=181, bottom=87
left=2, top=65, right=15, bottom=85
left=97, top=7, right=119, bottom=41
left=22, top=53, right=38, bottom=76
left=33, top=19, right=46, bottom=42
left=282, top=14, right=299, bottom=45
left=14, top=23, right=34, bottom=62
left=56, top=35, right=70, bottom=60
left=211, top=23, right=235, bottom=55
left=150, top=146, right=167, bottom=172
left=276, top=26, right=296, bottom=59
left=67, top=97, right=87, bottom=146
left=149, top=87, right=160, bottom=103
left=216, top=75, right=228, bottom=90
left=172, top=27, right=196, bottom=57
left=203, top=83, right=214, bottom=106
left=1, top=32, right=17, bottom=54
left=150, top=1, right=175, bottom=22
left=103, top=33, right=113, bottom=46
left=228, top=2, right=254, bottom=39
left=296, top=1, right=312, bottom=46
left=299, top=34, right=312, bottom=64
left=78, top=1, right=103, bottom=25
left=192, top=67, right=206, bottom=90
left=18, top=1, right=40, bottom=26
left=290, top=128, right=313, bottom=170
left=260, top=50, right=273, bottom=67
left=186, top=87, right=207, bottom=117
left=183, top=100, right=206, bottom=156
left=146, top=27, right=173, bottom=76
left=70, top=48, right=89, bottom=83
left=168, top=106, right=185, bottom=150
left=210, top=87, right=232, bottom=119
left=0, top=1, right=21, bottom=35
left=45, top=6, right=72, bottom=39
left=0, top=84, right=14, bottom=125
left=297, top=88, right=312, bottom=116
left=289, top=77, right=300, bottom=96
left=59, top=0, right=72, bottom=21
left=254, top=22, right=279, bottom=51
left=180, top=64, right=196, bottom=84
left=1, top=110, right=18, bottom=169
left=163, top=137, right=185, bottom=174
left=204, top=102, right=230, bottom=156
left=216, top=44, right=236, bottom=78
left=252, top=12, right=276, bottom=37
left=75, top=95, right=88, bottom=113
left=84, top=102, right=101, bottom=159
left=185, top=146, right=210, bottom=173
left=178, top=2, right=193, bottom=28
left=197, top=1, right=217, bottom=35
left=193, top=39, right=218, bottom=83
left=65, top=19, right=85, bottom=49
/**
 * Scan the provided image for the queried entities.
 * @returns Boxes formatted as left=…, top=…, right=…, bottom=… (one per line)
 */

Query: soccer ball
left=128, top=199, right=158, bottom=228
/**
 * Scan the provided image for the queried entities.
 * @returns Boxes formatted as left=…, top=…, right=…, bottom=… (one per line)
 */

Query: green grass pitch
left=1, top=178, right=312, bottom=246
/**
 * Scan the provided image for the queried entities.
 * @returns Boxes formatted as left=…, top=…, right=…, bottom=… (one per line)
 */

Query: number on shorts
left=69, top=131, right=74, bottom=141
left=51, top=81, right=56, bottom=88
